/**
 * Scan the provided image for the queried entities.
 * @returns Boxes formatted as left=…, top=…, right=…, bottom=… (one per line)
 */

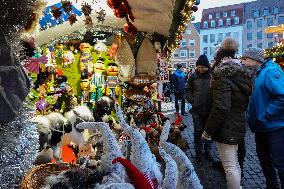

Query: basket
left=19, top=163, right=86, bottom=189
left=125, top=89, right=151, bottom=102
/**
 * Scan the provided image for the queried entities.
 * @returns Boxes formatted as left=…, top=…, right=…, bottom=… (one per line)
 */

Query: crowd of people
left=169, top=37, right=284, bottom=189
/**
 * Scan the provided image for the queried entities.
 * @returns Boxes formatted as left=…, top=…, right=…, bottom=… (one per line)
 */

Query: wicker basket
left=129, top=74, right=157, bottom=87
left=125, top=89, right=151, bottom=102
left=19, top=163, right=83, bottom=189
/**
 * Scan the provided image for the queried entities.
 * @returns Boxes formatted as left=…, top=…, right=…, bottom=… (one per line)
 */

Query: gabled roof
left=193, top=22, right=201, bottom=34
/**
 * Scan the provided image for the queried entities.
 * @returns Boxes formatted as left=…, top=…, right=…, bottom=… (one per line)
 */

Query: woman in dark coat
left=202, top=38, right=254, bottom=189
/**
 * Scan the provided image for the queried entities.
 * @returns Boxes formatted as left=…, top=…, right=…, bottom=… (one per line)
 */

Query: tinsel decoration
left=265, top=44, right=284, bottom=58
left=81, top=3, right=92, bottom=16
left=0, top=104, right=39, bottom=188
left=84, top=15, right=93, bottom=26
left=68, top=14, right=77, bottom=25
left=51, top=6, right=63, bottom=19
left=62, top=0, right=73, bottom=14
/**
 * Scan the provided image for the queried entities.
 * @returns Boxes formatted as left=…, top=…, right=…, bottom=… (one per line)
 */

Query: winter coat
left=172, top=70, right=187, bottom=93
left=247, top=59, right=284, bottom=133
left=204, top=58, right=253, bottom=145
left=185, top=71, right=212, bottom=116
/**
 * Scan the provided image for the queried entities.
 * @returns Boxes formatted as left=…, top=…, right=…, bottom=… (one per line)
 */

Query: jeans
left=174, top=91, right=185, bottom=114
left=192, top=113, right=212, bottom=154
left=216, top=142, right=241, bottom=189
left=255, top=127, right=284, bottom=189
left=238, top=139, right=246, bottom=174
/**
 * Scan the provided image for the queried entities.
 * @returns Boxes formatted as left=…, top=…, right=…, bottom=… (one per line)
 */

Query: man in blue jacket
left=172, top=64, right=188, bottom=116
left=243, top=48, right=284, bottom=189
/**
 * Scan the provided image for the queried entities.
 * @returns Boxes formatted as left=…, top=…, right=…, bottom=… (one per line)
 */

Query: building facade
left=200, top=4, right=244, bottom=61
left=243, top=0, right=284, bottom=50
left=171, top=22, right=201, bottom=68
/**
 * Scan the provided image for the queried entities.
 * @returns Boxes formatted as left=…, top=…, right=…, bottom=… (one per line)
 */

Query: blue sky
left=193, top=0, right=255, bottom=22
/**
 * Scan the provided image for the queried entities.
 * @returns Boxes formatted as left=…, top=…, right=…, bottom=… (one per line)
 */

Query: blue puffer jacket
left=247, top=59, right=284, bottom=133
left=172, top=70, right=187, bottom=92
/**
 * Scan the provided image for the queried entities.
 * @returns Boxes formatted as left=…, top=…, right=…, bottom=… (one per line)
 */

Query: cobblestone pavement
left=162, top=102, right=266, bottom=189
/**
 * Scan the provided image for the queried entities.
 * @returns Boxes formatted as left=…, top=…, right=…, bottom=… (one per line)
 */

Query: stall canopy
left=35, top=0, right=195, bottom=47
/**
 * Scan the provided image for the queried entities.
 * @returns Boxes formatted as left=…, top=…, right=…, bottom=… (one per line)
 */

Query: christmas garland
left=264, top=44, right=284, bottom=58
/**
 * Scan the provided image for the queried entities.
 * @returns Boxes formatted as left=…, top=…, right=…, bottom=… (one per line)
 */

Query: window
left=233, top=32, right=239, bottom=40
left=180, top=50, right=187, bottom=57
left=211, top=20, right=216, bottom=27
left=257, top=43, right=262, bottom=48
left=181, top=40, right=187, bottom=47
left=273, top=7, right=279, bottom=14
left=226, top=32, right=231, bottom=37
left=189, top=39, right=195, bottom=46
left=210, top=34, right=215, bottom=43
left=216, top=12, right=220, bottom=19
left=267, top=17, right=274, bottom=26
left=181, top=63, right=187, bottom=68
left=173, top=51, right=179, bottom=58
left=210, top=47, right=215, bottom=55
left=234, top=17, right=240, bottom=25
left=203, top=21, right=208, bottom=28
left=189, top=50, right=195, bottom=57
left=257, top=31, right=263, bottom=39
left=223, top=12, right=228, bottom=17
left=267, top=33, right=273, bottom=39
left=203, top=47, right=208, bottom=55
left=268, top=42, right=274, bottom=48
left=247, top=21, right=252, bottom=29
left=231, top=10, right=236, bottom=17
left=263, top=8, right=269, bottom=16
left=218, top=19, right=224, bottom=27
left=279, top=16, right=284, bottom=25
left=257, top=19, right=263, bottom=28
left=186, top=29, right=191, bottom=35
left=203, top=35, right=208, bottom=43
left=226, top=18, right=231, bottom=26
left=253, top=10, right=259, bottom=18
left=209, top=14, right=213, bottom=19
left=247, top=44, right=252, bottom=48
left=218, top=33, right=223, bottom=42
left=247, top=33, right=252, bottom=40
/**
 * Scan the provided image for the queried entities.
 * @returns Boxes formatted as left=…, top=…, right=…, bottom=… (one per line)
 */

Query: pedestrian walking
left=172, top=64, right=187, bottom=116
left=244, top=47, right=284, bottom=189
left=202, top=38, right=254, bottom=189
left=185, top=54, right=213, bottom=161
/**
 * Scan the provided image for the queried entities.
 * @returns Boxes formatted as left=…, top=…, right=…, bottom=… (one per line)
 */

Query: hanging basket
left=19, top=163, right=88, bottom=189
left=125, top=89, right=151, bottom=102
left=129, top=74, right=157, bottom=87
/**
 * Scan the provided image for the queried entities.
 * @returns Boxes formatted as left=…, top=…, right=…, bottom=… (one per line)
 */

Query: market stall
left=0, top=0, right=201, bottom=188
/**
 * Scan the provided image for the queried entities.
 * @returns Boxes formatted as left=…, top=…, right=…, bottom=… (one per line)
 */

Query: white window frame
left=226, top=18, right=231, bottom=26
left=203, top=21, right=208, bottom=28
left=181, top=39, right=187, bottom=47
left=186, top=29, right=191, bottom=35
left=173, top=51, right=179, bottom=58
left=211, top=20, right=216, bottom=28
left=231, top=10, right=236, bottom=17
left=189, top=50, right=195, bottom=57
left=234, top=17, right=240, bottom=25
left=218, top=19, right=224, bottom=27
left=216, top=12, right=220, bottom=19
left=209, top=14, right=213, bottom=19
left=223, top=12, right=228, bottom=17
left=189, top=39, right=195, bottom=46
left=180, top=50, right=187, bottom=58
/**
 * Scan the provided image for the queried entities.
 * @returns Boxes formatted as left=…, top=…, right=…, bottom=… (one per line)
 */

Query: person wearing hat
left=202, top=37, right=254, bottom=189
left=244, top=48, right=284, bottom=189
left=185, top=54, right=213, bottom=161
left=172, top=63, right=187, bottom=116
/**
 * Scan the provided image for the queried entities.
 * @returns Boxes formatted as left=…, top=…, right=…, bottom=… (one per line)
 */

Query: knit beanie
left=242, top=47, right=264, bottom=63
left=112, top=157, right=154, bottom=189
left=196, top=54, right=209, bottom=68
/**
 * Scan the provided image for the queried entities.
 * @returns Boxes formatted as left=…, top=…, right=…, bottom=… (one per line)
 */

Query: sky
left=193, top=0, right=255, bottom=22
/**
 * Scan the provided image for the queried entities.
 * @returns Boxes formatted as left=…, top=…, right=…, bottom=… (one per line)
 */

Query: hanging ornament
left=195, top=0, right=201, bottom=5
left=84, top=15, right=93, bottom=26
left=114, top=3, right=128, bottom=18
left=191, top=6, right=198, bottom=12
left=107, top=0, right=122, bottom=9
left=51, top=6, right=62, bottom=19
left=123, top=22, right=138, bottom=36
left=62, top=0, right=73, bottom=14
left=96, top=9, right=106, bottom=24
left=81, top=3, right=92, bottom=16
left=68, top=14, right=77, bottom=25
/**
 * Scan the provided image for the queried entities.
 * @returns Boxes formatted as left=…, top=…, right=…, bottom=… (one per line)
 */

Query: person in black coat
left=202, top=38, right=254, bottom=189
left=172, top=64, right=187, bottom=115
left=185, top=54, right=213, bottom=161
